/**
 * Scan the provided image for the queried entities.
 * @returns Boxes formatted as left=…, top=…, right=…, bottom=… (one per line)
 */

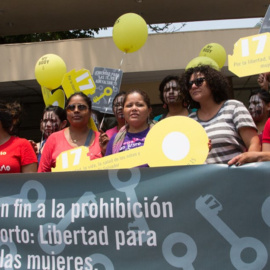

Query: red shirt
left=38, top=129, right=102, bottom=172
left=262, top=118, right=270, bottom=144
left=0, top=136, right=37, bottom=173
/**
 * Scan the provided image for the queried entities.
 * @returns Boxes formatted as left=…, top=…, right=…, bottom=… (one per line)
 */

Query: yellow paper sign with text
left=52, top=116, right=209, bottom=172
left=62, top=69, right=96, bottom=98
left=41, top=86, right=65, bottom=109
left=228, top=33, right=270, bottom=77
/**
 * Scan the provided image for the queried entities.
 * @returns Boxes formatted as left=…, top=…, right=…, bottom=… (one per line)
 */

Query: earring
left=163, top=104, right=167, bottom=109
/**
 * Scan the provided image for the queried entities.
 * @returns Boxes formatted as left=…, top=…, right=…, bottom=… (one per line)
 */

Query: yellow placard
left=89, top=117, right=97, bottom=132
left=41, top=86, right=65, bottom=109
left=228, top=33, right=270, bottom=77
left=62, top=69, right=96, bottom=98
left=52, top=116, right=209, bottom=172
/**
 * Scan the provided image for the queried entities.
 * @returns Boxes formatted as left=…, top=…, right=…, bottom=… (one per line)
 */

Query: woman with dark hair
left=105, top=89, right=154, bottom=166
left=106, top=92, right=126, bottom=138
left=154, top=75, right=189, bottom=121
left=99, top=92, right=126, bottom=154
left=38, top=92, right=102, bottom=172
left=37, top=105, right=67, bottom=162
left=180, top=65, right=260, bottom=164
left=0, top=101, right=37, bottom=173
left=248, top=89, right=270, bottom=143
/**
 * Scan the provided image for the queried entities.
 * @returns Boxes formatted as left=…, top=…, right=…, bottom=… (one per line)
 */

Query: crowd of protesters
left=1, top=66, right=270, bottom=173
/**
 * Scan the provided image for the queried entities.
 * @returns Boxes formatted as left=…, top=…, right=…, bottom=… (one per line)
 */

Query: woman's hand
left=29, top=140, right=38, bottom=155
left=228, top=152, right=270, bottom=166
left=257, top=73, right=269, bottom=91
left=99, top=130, right=110, bottom=156
left=208, top=139, right=212, bottom=152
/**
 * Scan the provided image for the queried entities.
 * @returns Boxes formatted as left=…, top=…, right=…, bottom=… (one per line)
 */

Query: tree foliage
left=148, top=23, right=186, bottom=33
left=0, top=28, right=106, bottom=44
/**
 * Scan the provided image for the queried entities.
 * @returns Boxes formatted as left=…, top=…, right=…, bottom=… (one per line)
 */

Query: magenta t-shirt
left=105, top=126, right=118, bottom=139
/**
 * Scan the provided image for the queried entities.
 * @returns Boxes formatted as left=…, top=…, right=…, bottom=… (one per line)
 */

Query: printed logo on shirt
left=0, top=165, right=10, bottom=172
left=0, top=151, right=6, bottom=155
left=120, top=139, right=145, bottom=151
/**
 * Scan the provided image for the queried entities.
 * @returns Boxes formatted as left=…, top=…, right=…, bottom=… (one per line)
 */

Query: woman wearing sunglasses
left=180, top=65, right=260, bottom=164
left=38, top=92, right=103, bottom=172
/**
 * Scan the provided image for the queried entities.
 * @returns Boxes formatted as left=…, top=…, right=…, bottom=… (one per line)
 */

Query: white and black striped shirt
left=189, top=100, right=257, bottom=164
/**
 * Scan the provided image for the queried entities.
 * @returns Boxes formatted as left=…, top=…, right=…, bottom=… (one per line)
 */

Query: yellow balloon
left=199, top=43, right=226, bottom=68
left=113, top=13, right=148, bottom=53
left=35, top=54, right=67, bottom=90
left=185, top=56, right=220, bottom=71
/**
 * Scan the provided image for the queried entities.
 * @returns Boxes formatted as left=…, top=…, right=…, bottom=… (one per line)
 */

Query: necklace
left=69, top=129, right=80, bottom=143
left=69, top=128, right=93, bottom=145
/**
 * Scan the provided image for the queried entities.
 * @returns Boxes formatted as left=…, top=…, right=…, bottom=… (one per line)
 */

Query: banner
left=0, top=162, right=269, bottom=269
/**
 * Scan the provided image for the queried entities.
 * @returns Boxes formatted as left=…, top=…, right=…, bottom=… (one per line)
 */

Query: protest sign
left=228, top=33, right=270, bottom=77
left=52, top=116, right=209, bottom=172
left=92, top=67, right=123, bottom=114
left=0, top=163, right=269, bottom=269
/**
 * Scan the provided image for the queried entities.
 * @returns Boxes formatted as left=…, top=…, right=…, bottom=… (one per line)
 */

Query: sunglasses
left=66, top=104, right=88, bottom=112
left=188, top=77, right=206, bottom=88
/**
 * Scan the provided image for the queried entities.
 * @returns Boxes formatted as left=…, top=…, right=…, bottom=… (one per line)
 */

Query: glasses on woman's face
left=188, top=77, right=206, bottom=89
left=66, top=104, right=88, bottom=112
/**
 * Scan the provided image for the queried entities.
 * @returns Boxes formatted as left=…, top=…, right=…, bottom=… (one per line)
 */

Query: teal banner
left=0, top=163, right=269, bottom=269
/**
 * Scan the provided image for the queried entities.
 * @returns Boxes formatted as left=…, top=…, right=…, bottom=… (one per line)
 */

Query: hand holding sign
left=52, top=116, right=209, bottom=172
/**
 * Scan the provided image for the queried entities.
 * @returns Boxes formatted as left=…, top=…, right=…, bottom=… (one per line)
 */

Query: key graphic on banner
left=38, top=192, right=97, bottom=254
left=196, top=195, right=268, bottom=270
left=108, top=168, right=150, bottom=242
left=0, top=180, right=46, bottom=212
left=228, top=33, right=270, bottom=77
left=162, top=232, right=197, bottom=269
left=52, top=116, right=209, bottom=172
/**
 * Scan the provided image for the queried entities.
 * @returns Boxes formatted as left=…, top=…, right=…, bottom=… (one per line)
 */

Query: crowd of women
left=1, top=64, right=270, bottom=174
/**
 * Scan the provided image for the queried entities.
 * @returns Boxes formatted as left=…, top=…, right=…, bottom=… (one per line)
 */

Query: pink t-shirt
left=38, top=129, right=102, bottom=172
left=105, top=126, right=118, bottom=139
left=0, top=136, right=37, bottom=173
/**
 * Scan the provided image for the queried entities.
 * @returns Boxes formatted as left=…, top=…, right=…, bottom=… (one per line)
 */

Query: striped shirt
left=189, top=100, right=257, bottom=164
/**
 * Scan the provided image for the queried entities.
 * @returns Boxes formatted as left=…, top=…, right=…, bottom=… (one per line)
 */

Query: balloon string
left=119, top=52, right=126, bottom=70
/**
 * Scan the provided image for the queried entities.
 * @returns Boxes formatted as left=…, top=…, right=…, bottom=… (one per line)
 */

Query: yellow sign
left=62, top=69, right=96, bottom=98
left=52, top=116, right=209, bottom=172
left=41, top=86, right=65, bottom=109
left=228, top=33, right=270, bottom=77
